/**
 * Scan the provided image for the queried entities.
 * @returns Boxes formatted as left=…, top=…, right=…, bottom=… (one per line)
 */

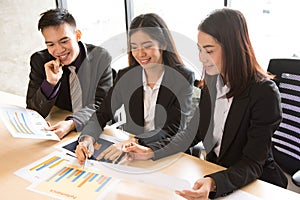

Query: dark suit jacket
left=81, top=65, right=195, bottom=149
left=202, top=79, right=287, bottom=198
left=26, top=42, right=113, bottom=130
left=153, top=79, right=287, bottom=198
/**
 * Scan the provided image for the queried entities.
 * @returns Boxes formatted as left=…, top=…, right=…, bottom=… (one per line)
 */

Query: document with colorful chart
left=14, top=151, right=78, bottom=182
left=0, top=103, right=59, bottom=140
left=15, top=151, right=119, bottom=200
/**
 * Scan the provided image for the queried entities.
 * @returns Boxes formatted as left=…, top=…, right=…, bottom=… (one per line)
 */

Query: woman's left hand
left=96, top=138, right=137, bottom=161
left=175, top=177, right=215, bottom=200
left=122, top=142, right=154, bottom=160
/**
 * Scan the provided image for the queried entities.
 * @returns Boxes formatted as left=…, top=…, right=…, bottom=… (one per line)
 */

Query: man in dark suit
left=26, top=8, right=113, bottom=138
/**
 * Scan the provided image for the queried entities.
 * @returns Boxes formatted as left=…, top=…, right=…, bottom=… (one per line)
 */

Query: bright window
left=228, top=0, right=300, bottom=69
left=130, top=0, right=224, bottom=79
left=66, top=0, right=224, bottom=78
left=66, top=0, right=128, bottom=71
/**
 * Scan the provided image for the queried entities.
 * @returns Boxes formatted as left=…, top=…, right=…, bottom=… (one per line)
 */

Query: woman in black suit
left=75, top=13, right=194, bottom=164
left=124, top=8, right=288, bottom=199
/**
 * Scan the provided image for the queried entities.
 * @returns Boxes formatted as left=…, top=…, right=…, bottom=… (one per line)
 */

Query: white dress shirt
left=213, top=75, right=233, bottom=156
left=143, top=69, right=164, bottom=132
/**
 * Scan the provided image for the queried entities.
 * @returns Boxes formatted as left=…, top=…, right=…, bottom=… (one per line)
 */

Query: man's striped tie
left=68, top=66, right=82, bottom=113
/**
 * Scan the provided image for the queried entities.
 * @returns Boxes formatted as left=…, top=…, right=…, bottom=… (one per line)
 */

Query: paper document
left=15, top=151, right=119, bottom=200
left=14, top=151, right=79, bottom=182
left=0, top=103, right=60, bottom=140
left=15, top=151, right=191, bottom=199
left=28, top=163, right=119, bottom=200
left=93, top=161, right=191, bottom=191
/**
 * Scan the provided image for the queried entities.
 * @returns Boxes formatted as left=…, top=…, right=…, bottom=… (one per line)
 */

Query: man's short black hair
left=38, top=8, right=76, bottom=31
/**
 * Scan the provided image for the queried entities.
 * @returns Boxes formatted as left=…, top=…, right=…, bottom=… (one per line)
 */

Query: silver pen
left=113, top=152, right=126, bottom=164
left=82, top=155, right=88, bottom=170
left=79, top=136, right=94, bottom=170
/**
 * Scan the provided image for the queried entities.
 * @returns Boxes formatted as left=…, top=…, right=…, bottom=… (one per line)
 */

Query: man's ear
left=76, top=29, right=82, bottom=41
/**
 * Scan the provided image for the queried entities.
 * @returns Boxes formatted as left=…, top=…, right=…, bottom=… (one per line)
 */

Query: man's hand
left=45, top=120, right=75, bottom=139
left=44, top=58, right=63, bottom=86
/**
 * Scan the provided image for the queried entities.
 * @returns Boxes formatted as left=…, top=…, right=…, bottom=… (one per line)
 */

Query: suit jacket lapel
left=77, top=43, right=92, bottom=105
left=129, top=86, right=144, bottom=128
left=199, top=86, right=212, bottom=141
left=125, top=66, right=144, bottom=131
left=154, top=67, right=176, bottom=128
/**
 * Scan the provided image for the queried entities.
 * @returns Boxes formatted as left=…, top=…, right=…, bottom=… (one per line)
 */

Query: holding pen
left=75, top=136, right=95, bottom=169
left=82, top=155, right=88, bottom=170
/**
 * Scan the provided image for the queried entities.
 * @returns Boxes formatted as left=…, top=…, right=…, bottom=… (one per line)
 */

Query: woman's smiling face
left=130, top=30, right=163, bottom=69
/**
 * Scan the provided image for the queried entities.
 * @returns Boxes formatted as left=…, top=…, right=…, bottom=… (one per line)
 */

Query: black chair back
left=267, top=58, right=300, bottom=176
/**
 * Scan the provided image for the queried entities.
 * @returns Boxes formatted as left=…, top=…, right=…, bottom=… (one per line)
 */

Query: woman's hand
left=122, top=142, right=154, bottom=161
left=175, top=177, right=215, bottom=200
left=97, top=143, right=123, bottom=161
left=75, top=136, right=94, bottom=166
left=96, top=138, right=137, bottom=161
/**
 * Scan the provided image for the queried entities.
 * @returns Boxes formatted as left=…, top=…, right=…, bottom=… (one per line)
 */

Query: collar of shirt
left=216, top=74, right=230, bottom=99
left=142, top=69, right=165, bottom=90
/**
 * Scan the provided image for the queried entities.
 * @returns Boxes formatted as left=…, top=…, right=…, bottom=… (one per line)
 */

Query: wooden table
left=0, top=91, right=299, bottom=200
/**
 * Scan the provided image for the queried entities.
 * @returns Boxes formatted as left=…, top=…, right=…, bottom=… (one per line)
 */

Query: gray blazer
left=26, top=42, right=113, bottom=131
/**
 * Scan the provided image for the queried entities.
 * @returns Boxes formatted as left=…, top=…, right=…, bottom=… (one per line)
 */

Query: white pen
left=82, top=153, right=88, bottom=170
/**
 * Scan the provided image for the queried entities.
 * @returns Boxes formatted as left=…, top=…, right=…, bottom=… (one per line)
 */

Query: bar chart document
left=15, top=151, right=77, bottom=182
left=28, top=164, right=119, bottom=200
left=0, top=103, right=59, bottom=140
left=15, top=151, right=119, bottom=200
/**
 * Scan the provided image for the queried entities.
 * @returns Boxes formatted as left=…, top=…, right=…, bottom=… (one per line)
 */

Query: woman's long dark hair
left=198, top=8, right=269, bottom=98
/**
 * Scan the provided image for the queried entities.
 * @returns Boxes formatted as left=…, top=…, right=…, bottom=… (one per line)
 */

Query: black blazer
left=154, top=79, right=287, bottom=198
left=81, top=65, right=195, bottom=149
left=203, top=80, right=287, bottom=198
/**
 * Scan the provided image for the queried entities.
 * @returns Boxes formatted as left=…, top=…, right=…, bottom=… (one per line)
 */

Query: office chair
left=267, top=58, right=300, bottom=187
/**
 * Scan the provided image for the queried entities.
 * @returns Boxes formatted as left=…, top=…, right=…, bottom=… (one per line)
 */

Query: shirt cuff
left=41, top=80, right=61, bottom=99
left=65, top=116, right=83, bottom=131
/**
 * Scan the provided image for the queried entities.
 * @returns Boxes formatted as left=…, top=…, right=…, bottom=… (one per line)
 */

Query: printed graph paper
left=29, top=164, right=118, bottom=200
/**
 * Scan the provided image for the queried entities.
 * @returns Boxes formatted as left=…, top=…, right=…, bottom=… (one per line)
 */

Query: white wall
left=0, top=0, right=55, bottom=96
